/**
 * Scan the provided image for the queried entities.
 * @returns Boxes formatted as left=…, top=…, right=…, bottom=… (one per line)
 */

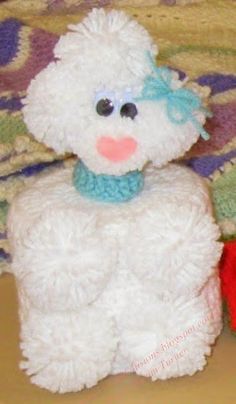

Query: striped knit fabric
left=0, top=0, right=235, bottom=273
left=0, top=0, right=204, bottom=15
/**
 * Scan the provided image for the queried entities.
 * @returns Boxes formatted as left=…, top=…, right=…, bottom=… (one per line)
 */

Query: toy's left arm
left=126, top=166, right=223, bottom=298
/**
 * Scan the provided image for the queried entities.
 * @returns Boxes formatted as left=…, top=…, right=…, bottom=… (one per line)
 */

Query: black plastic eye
left=96, top=98, right=114, bottom=117
left=120, top=103, right=138, bottom=120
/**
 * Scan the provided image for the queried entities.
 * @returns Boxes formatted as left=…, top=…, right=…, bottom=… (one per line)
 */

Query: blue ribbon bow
left=136, top=54, right=211, bottom=140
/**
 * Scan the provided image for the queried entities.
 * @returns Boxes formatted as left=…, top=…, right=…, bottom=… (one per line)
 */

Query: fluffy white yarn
left=7, top=8, right=223, bottom=394
left=8, top=164, right=223, bottom=392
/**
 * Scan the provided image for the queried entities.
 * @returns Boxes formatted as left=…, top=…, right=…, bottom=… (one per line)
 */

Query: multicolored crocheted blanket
left=0, top=0, right=235, bottom=272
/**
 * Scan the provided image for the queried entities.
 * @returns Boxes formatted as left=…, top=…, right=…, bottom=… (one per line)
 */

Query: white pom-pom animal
left=7, top=9, right=222, bottom=393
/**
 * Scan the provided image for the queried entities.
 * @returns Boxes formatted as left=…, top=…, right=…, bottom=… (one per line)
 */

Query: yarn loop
left=136, top=53, right=211, bottom=140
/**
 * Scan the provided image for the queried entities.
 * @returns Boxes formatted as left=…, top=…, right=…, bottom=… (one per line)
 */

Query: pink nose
left=96, top=136, right=137, bottom=162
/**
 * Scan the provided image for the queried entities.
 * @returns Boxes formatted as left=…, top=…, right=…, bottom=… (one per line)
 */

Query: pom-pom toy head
left=23, top=8, right=209, bottom=177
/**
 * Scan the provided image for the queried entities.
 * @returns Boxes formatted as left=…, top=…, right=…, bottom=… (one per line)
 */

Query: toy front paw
left=13, top=208, right=117, bottom=311
left=127, top=203, right=222, bottom=297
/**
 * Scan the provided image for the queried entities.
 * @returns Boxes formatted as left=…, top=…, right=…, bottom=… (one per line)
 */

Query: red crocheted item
left=220, top=240, right=236, bottom=331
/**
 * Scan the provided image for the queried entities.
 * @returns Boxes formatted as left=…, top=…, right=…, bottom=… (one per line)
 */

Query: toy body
left=7, top=9, right=223, bottom=393
left=8, top=163, right=222, bottom=392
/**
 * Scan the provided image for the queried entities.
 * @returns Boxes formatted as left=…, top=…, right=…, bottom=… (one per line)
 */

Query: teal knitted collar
left=73, top=161, right=144, bottom=203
